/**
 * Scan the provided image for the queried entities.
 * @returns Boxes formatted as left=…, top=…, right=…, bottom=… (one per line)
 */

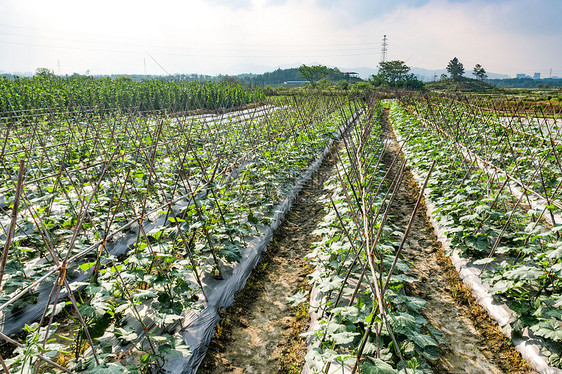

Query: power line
left=0, top=22, right=382, bottom=50
left=0, top=39, right=380, bottom=59
left=146, top=52, right=169, bottom=76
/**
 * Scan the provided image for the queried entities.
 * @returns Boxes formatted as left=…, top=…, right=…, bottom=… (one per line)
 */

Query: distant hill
left=235, top=68, right=301, bottom=86
left=233, top=67, right=362, bottom=87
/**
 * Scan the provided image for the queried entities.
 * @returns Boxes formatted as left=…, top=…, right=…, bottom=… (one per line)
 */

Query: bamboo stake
left=0, top=159, right=25, bottom=288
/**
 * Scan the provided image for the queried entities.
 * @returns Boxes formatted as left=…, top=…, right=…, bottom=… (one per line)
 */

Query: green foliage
left=425, top=76, right=501, bottom=93
left=370, top=60, right=424, bottom=90
left=530, top=319, right=562, bottom=341
left=35, top=67, right=56, bottom=78
left=389, top=96, right=562, bottom=368
left=5, top=323, right=65, bottom=372
left=304, top=105, right=437, bottom=373
left=377, top=61, right=411, bottom=85
left=473, top=64, right=487, bottom=80
left=486, top=78, right=562, bottom=89
left=0, top=75, right=265, bottom=114
left=337, top=80, right=350, bottom=90
left=446, top=57, right=465, bottom=81
left=298, top=64, right=330, bottom=88
left=0, top=93, right=361, bottom=372
left=363, top=358, right=398, bottom=373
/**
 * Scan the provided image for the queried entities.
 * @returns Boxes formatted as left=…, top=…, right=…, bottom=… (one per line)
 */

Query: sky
left=0, top=0, right=560, bottom=78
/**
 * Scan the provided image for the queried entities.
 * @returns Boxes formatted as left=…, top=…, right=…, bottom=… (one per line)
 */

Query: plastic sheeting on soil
left=161, top=110, right=363, bottom=374
left=413, top=115, right=562, bottom=225
left=393, top=126, right=562, bottom=374
left=302, top=281, right=353, bottom=374
left=0, top=106, right=360, bottom=373
left=0, top=105, right=285, bottom=337
left=0, top=145, right=257, bottom=336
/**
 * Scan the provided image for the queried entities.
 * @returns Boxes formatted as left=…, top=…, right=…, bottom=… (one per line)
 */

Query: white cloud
left=0, top=0, right=559, bottom=76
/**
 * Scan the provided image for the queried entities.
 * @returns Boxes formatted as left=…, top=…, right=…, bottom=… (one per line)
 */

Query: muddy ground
left=198, top=108, right=534, bottom=374
left=198, top=147, right=339, bottom=374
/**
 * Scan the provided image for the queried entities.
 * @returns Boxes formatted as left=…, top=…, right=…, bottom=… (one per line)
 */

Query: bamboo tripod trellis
left=0, top=93, right=362, bottom=372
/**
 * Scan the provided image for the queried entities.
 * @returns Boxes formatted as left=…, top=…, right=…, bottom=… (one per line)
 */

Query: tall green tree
left=473, top=64, right=487, bottom=80
left=446, top=57, right=465, bottom=80
left=35, top=67, right=55, bottom=78
left=377, top=60, right=411, bottom=85
left=298, top=64, right=329, bottom=87
left=369, top=60, right=423, bottom=89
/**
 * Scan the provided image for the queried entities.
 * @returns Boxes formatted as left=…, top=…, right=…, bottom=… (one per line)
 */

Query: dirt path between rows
left=198, top=107, right=534, bottom=374
left=198, top=147, right=339, bottom=374
left=382, top=107, right=533, bottom=374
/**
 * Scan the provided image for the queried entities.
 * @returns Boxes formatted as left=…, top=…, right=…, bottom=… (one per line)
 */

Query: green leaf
left=404, top=296, right=426, bottom=312
left=154, top=313, right=183, bottom=327
left=390, top=274, right=418, bottom=283
left=110, top=265, right=123, bottom=273
left=167, top=217, right=185, bottom=223
left=87, top=313, right=112, bottom=339
left=68, top=281, right=90, bottom=291
left=465, top=235, right=489, bottom=251
left=220, top=244, right=242, bottom=263
left=317, top=276, right=343, bottom=293
left=77, top=302, right=96, bottom=318
left=530, top=319, right=562, bottom=341
left=388, top=313, right=416, bottom=334
left=132, top=289, right=158, bottom=301
left=459, top=213, right=479, bottom=223
left=503, top=266, right=543, bottom=281
left=329, top=330, right=358, bottom=345
left=546, top=245, right=562, bottom=260
left=474, top=205, right=491, bottom=214
left=488, top=279, right=520, bottom=295
left=115, top=302, right=130, bottom=314
left=362, top=359, right=397, bottom=374
left=446, top=226, right=464, bottom=234
left=45, top=302, right=66, bottom=317
left=287, top=290, right=308, bottom=306
left=114, top=327, right=138, bottom=342
left=552, top=295, right=562, bottom=308
left=90, top=363, right=130, bottom=374
left=409, top=331, right=439, bottom=360
left=158, top=340, right=191, bottom=358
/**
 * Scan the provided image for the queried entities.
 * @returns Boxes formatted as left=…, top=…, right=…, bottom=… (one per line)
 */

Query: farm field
left=389, top=93, right=562, bottom=372
left=0, top=77, right=361, bottom=372
left=0, top=77, right=561, bottom=374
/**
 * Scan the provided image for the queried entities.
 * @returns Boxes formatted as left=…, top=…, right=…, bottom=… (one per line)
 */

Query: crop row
left=302, top=98, right=441, bottom=374
left=0, top=94, right=362, bottom=372
left=390, top=98, right=562, bottom=369
left=401, top=93, right=562, bottom=210
left=0, top=75, right=265, bottom=115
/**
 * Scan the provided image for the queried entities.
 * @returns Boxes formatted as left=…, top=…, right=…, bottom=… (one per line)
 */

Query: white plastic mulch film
left=0, top=97, right=363, bottom=374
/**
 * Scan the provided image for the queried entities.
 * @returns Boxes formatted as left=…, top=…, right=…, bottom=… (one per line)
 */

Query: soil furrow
left=382, top=108, right=533, bottom=374
left=199, top=107, right=533, bottom=374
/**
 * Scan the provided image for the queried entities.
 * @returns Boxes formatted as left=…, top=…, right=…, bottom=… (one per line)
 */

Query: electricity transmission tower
left=381, top=35, right=388, bottom=62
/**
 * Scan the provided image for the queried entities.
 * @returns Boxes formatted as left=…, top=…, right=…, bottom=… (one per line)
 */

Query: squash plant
left=390, top=97, right=562, bottom=368
left=303, top=102, right=441, bottom=374
left=0, top=93, right=362, bottom=371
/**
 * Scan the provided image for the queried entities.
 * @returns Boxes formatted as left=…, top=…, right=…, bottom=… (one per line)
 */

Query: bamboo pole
left=0, top=159, right=25, bottom=288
